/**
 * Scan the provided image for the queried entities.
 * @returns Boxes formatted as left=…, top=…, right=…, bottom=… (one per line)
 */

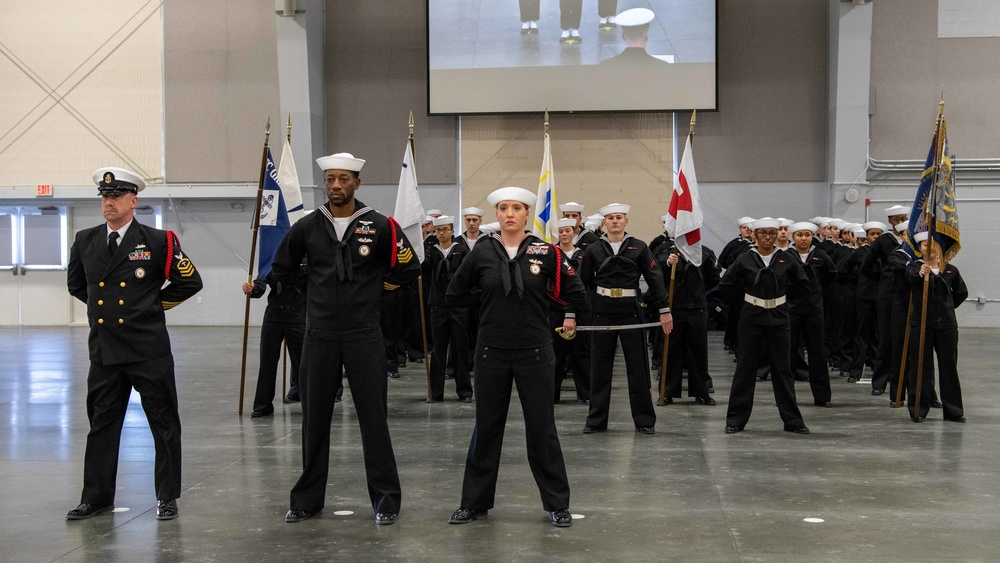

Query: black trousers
left=519, top=0, right=539, bottom=21
left=848, top=300, right=878, bottom=378
left=907, top=326, right=962, bottom=420
left=82, top=355, right=181, bottom=505
left=790, top=312, right=832, bottom=404
left=460, top=344, right=570, bottom=512
left=836, top=297, right=857, bottom=371
left=553, top=321, right=591, bottom=402
left=252, top=320, right=304, bottom=412
left=664, top=310, right=711, bottom=399
left=871, top=297, right=893, bottom=388
left=724, top=295, right=743, bottom=350
left=290, top=325, right=400, bottom=515
left=883, top=306, right=909, bottom=400
left=560, top=0, right=582, bottom=29
left=598, top=0, right=618, bottom=18
left=430, top=306, right=473, bottom=400
left=725, top=319, right=805, bottom=430
left=381, top=291, right=407, bottom=372
left=586, top=312, right=656, bottom=430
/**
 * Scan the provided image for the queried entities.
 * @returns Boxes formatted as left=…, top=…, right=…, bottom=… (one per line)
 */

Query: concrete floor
left=1, top=326, right=999, bottom=562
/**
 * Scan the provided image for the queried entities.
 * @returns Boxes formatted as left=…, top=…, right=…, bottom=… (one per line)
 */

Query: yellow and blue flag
left=532, top=131, right=557, bottom=242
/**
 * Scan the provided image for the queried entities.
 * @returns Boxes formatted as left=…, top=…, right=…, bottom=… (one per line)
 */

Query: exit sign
left=36, top=184, right=53, bottom=197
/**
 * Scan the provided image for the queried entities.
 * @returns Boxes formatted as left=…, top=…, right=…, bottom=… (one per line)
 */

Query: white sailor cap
left=461, top=207, right=485, bottom=217
left=585, top=219, right=601, bottom=231
left=94, top=167, right=145, bottom=194
left=487, top=187, right=535, bottom=207
left=481, top=221, right=500, bottom=234
left=616, top=7, right=655, bottom=28
left=852, top=225, right=866, bottom=238
left=789, top=221, right=818, bottom=234
left=807, top=216, right=821, bottom=224
left=559, top=201, right=585, bottom=213
left=588, top=213, right=604, bottom=221
left=885, top=205, right=908, bottom=217
left=828, top=219, right=846, bottom=229
left=421, top=215, right=434, bottom=225
left=738, top=216, right=756, bottom=227
left=777, top=218, right=794, bottom=228
left=862, top=221, right=889, bottom=233
left=894, top=221, right=907, bottom=233
left=913, top=230, right=930, bottom=242
left=316, top=152, right=365, bottom=172
left=817, top=218, right=833, bottom=227
left=600, top=203, right=630, bottom=216
left=432, top=216, right=454, bottom=227
left=426, top=208, right=443, bottom=217
left=556, top=218, right=577, bottom=229
left=752, top=218, right=781, bottom=230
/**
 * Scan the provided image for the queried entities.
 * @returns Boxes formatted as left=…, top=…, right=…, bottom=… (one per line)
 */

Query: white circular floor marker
left=803, top=517, right=824, bottom=523
left=333, top=510, right=354, bottom=516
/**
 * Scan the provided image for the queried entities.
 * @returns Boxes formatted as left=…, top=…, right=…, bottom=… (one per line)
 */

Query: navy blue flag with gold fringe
left=903, top=117, right=961, bottom=265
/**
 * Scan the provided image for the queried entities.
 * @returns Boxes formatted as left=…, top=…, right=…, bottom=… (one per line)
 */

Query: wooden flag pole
left=891, top=297, right=913, bottom=408
left=658, top=111, right=695, bottom=406
left=409, top=111, right=434, bottom=403
left=239, top=118, right=271, bottom=416
left=913, top=100, right=945, bottom=422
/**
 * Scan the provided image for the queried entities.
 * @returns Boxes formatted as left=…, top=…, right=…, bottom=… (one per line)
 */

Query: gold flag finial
left=544, top=109, right=549, bottom=134
left=264, top=117, right=271, bottom=146
left=408, top=110, right=414, bottom=137
left=689, top=109, right=697, bottom=138
left=286, top=114, right=292, bottom=142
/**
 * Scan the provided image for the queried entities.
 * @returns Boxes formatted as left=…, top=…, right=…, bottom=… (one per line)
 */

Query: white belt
left=744, top=294, right=786, bottom=309
left=596, top=286, right=637, bottom=298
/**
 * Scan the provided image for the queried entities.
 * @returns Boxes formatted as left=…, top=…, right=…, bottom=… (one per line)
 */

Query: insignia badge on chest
left=358, top=245, right=371, bottom=257
left=135, top=267, right=146, bottom=279
left=530, top=263, right=541, bottom=275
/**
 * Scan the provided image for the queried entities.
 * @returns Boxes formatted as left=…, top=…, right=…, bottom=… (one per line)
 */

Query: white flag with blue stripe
left=532, top=132, right=557, bottom=242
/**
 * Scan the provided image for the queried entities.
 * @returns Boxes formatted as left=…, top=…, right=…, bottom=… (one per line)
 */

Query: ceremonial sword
left=554, top=321, right=663, bottom=340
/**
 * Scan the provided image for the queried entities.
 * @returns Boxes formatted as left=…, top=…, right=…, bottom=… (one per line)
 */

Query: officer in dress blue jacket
left=579, top=203, right=672, bottom=435
left=446, top=187, right=587, bottom=528
left=787, top=222, right=837, bottom=407
left=422, top=216, right=473, bottom=402
left=66, top=167, right=202, bottom=522
left=721, top=218, right=810, bottom=434
left=905, top=231, right=968, bottom=423
left=272, top=153, right=420, bottom=525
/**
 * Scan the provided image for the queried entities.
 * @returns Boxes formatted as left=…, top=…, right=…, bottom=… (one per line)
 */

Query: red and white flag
left=664, top=133, right=703, bottom=266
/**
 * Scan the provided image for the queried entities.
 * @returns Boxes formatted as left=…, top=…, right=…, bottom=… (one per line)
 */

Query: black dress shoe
left=635, top=426, right=655, bottom=435
left=871, top=389, right=884, bottom=396
left=945, top=415, right=966, bottom=423
left=374, top=512, right=397, bottom=525
left=66, top=503, right=114, bottom=520
left=387, top=371, right=400, bottom=379
left=695, top=396, right=716, bottom=406
left=911, top=415, right=925, bottom=423
left=707, top=387, right=715, bottom=394
left=449, top=507, right=484, bottom=524
left=250, top=409, right=273, bottom=418
left=930, top=400, right=942, bottom=408
left=550, top=509, right=572, bottom=527
left=815, top=401, right=832, bottom=408
left=724, top=425, right=742, bottom=434
left=784, top=425, right=810, bottom=435
left=582, top=425, right=604, bottom=434
left=285, top=508, right=315, bottom=523
left=577, top=398, right=590, bottom=405
left=285, top=391, right=300, bottom=403
left=460, top=396, right=474, bottom=403
left=156, top=499, right=178, bottom=520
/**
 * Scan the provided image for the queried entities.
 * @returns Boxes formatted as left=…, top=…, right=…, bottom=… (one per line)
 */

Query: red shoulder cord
left=164, top=231, right=177, bottom=279
left=388, top=217, right=399, bottom=268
